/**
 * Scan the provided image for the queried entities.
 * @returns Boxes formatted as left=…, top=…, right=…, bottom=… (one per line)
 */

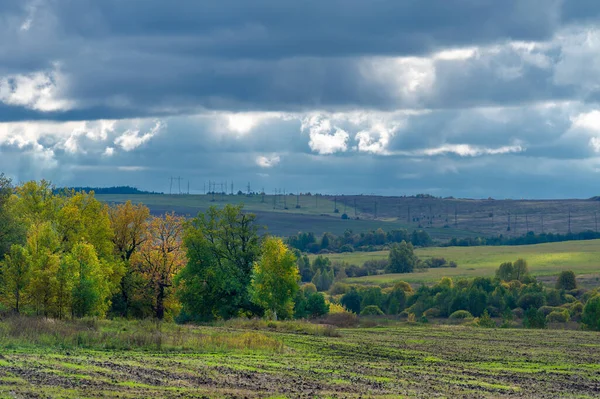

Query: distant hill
left=55, top=186, right=162, bottom=195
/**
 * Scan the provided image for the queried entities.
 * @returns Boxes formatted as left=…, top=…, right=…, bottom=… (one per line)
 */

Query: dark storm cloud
left=3, top=1, right=600, bottom=198
left=0, top=0, right=594, bottom=120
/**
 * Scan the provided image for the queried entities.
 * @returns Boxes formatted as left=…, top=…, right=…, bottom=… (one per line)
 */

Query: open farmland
left=1, top=318, right=600, bottom=398
left=330, top=195, right=600, bottom=237
left=311, top=239, right=600, bottom=285
left=95, top=194, right=600, bottom=239
left=95, top=194, right=478, bottom=239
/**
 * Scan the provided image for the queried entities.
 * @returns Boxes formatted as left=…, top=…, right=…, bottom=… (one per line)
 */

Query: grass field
left=1, top=318, right=599, bottom=398
left=311, top=239, right=600, bottom=285
left=95, top=194, right=479, bottom=239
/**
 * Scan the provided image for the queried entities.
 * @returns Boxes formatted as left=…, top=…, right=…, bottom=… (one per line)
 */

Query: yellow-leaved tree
left=133, top=213, right=185, bottom=320
left=251, top=237, right=300, bottom=320
left=108, top=201, right=150, bottom=317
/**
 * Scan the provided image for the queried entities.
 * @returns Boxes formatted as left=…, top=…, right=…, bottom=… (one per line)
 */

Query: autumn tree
left=27, top=221, right=62, bottom=317
left=108, top=201, right=150, bottom=316
left=251, top=237, right=299, bottom=320
left=177, top=205, right=262, bottom=320
left=133, top=213, right=185, bottom=320
left=0, top=244, right=31, bottom=313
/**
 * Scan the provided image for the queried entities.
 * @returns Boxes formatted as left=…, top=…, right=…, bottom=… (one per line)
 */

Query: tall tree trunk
left=156, top=285, right=165, bottom=320
left=15, top=289, right=19, bottom=314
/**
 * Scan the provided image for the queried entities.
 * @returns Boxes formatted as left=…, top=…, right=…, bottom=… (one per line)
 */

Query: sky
left=3, top=1, right=600, bottom=198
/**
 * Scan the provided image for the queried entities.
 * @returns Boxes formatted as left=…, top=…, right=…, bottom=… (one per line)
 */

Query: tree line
left=445, top=230, right=600, bottom=247
left=331, top=262, right=600, bottom=330
left=286, top=228, right=433, bottom=254
left=0, top=178, right=328, bottom=321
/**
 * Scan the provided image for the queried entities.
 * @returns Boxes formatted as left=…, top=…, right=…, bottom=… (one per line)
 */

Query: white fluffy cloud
left=114, top=121, right=163, bottom=151
left=256, top=154, right=280, bottom=168
left=302, top=115, right=349, bottom=155
left=0, top=66, right=72, bottom=112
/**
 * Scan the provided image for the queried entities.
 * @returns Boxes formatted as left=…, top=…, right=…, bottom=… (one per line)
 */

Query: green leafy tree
left=177, top=205, right=261, bottom=320
left=556, top=270, right=577, bottom=291
left=0, top=245, right=31, bottom=313
left=512, top=258, right=530, bottom=282
left=251, top=237, right=299, bottom=320
left=495, top=262, right=514, bottom=281
left=66, top=243, right=117, bottom=318
left=523, top=307, right=547, bottom=329
left=386, top=241, right=417, bottom=273
left=341, top=289, right=362, bottom=314
left=304, top=292, right=329, bottom=318
left=0, top=174, right=25, bottom=261
left=582, top=295, right=600, bottom=331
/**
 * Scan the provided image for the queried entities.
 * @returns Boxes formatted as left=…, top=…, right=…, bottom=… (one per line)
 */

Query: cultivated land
left=344, top=195, right=600, bottom=237
left=311, top=239, right=600, bottom=285
left=95, top=194, right=478, bottom=239
left=96, top=193, right=600, bottom=238
left=1, top=319, right=600, bottom=398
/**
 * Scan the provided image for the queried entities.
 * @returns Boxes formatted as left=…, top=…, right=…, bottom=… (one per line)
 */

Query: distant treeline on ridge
left=54, top=186, right=162, bottom=195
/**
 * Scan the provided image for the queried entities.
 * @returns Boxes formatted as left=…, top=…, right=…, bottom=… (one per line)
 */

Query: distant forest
left=54, top=186, right=162, bottom=195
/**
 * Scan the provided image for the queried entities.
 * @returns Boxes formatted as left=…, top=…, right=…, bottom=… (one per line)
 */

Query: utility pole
left=261, top=187, right=265, bottom=203
left=231, top=181, right=234, bottom=195
left=296, top=193, right=300, bottom=208
left=247, top=182, right=251, bottom=196
left=283, top=189, right=287, bottom=209
left=187, top=180, right=190, bottom=195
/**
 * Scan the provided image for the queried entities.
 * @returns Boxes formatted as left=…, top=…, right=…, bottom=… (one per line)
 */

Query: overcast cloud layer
left=3, top=1, right=600, bottom=198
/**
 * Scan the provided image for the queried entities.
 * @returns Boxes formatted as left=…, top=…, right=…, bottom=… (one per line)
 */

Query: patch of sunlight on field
left=331, top=239, right=600, bottom=284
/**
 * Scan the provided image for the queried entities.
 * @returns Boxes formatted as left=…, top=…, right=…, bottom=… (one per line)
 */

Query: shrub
left=322, top=312, right=359, bottom=328
left=523, top=308, right=547, bottom=329
left=477, top=310, right=496, bottom=328
left=329, top=282, right=349, bottom=295
left=538, top=306, right=561, bottom=316
left=512, top=307, right=524, bottom=319
left=556, top=270, right=577, bottom=291
left=449, top=310, right=474, bottom=320
left=423, top=257, right=456, bottom=269
left=327, top=301, right=347, bottom=314
left=339, top=244, right=353, bottom=252
left=340, top=289, right=362, bottom=314
left=582, top=295, right=600, bottom=331
left=517, top=292, right=545, bottom=310
left=566, top=302, right=584, bottom=318
left=360, top=305, right=384, bottom=316
left=546, top=309, right=569, bottom=323
left=393, top=281, right=413, bottom=293
left=423, top=308, right=441, bottom=318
